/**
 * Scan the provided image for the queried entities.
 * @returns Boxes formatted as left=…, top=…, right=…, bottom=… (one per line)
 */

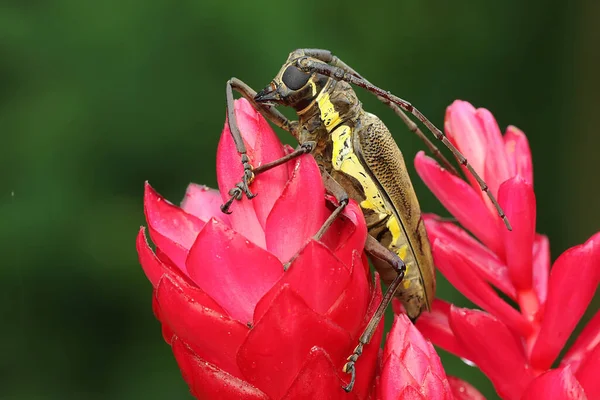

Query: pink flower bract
left=414, top=100, right=600, bottom=400
left=137, top=98, right=384, bottom=399
left=376, top=313, right=484, bottom=400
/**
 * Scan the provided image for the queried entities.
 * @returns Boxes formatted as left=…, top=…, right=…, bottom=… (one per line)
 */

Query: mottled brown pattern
left=353, top=111, right=436, bottom=317
left=271, top=54, right=436, bottom=318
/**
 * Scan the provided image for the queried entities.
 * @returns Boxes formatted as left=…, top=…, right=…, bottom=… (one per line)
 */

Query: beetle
left=220, top=48, right=511, bottom=391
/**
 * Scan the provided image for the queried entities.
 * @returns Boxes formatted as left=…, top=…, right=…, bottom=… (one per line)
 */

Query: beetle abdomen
left=327, top=111, right=435, bottom=319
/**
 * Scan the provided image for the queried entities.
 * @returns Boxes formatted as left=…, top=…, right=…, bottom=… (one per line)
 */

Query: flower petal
left=137, top=228, right=225, bottom=314
left=153, top=294, right=175, bottom=344
left=530, top=232, right=600, bottom=370
left=144, top=182, right=205, bottom=273
left=498, top=177, right=536, bottom=291
left=415, top=299, right=471, bottom=361
left=281, top=347, right=358, bottom=400
left=253, top=240, right=351, bottom=323
left=155, top=275, right=248, bottom=377
left=415, top=152, right=503, bottom=255
left=380, top=353, right=418, bottom=400
left=521, top=367, right=587, bottom=400
left=398, top=386, right=427, bottom=400
left=384, top=314, right=431, bottom=366
left=421, top=368, right=454, bottom=400
left=265, top=154, right=328, bottom=262
left=237, top=285, right=352, bottom=400
left=449, top=306, right=536, bottom=399
left=477, top=107, right=511, bottom=196
left=423, top=215, right=516, bottom=299
left=283, top=144, right=298, bottom=176
left=180, top=183, right=231, bottom=225
left=447, top=376, right=486, bottom=400
left=323, top=198, right=368, bottom=270
left=219, top=98, right=291, bottom=230
left=233, top=97, right=286, bottom=161
left=504, top=125, right=533, bottom=185
left=171, top=339, right=269, bottom=400
left=351, top=272, right=384, bottom=398
left=561, top=309, right=600, bottom=373
left=433, top=239, right=531, bottom=337
left=186, top=218, right=284, bottom=324
left=325, top=251, right=371, bottom=337
left=216, top=100, right=268, bottom=248
left=574, top=343, right=600, bottom=400
left=444, top=100, right=487, bottom=185
left=136, top=227, right=171, bottom=288
left=532, top=234, right=550, bottom=306
left=401, top=344, right=433, bottom=385
left=381, top=314, right=452, bottom=400
left=245, top=121, right=290, bottom=230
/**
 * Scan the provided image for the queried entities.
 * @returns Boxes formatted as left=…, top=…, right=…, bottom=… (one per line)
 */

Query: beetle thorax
left=296, top=80, right=362, bottom=167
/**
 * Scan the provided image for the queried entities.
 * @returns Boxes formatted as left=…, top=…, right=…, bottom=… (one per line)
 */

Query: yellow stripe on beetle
left=316, top=91, right=341, bottom=131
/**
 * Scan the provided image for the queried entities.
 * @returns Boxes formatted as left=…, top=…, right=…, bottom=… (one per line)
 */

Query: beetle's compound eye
left=282, top=65, right=310, bottom=90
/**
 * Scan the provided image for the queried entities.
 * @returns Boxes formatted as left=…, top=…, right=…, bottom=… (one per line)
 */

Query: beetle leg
left=220, top=142, right=315, bottom=214
left=253, top=141, right=316, bottom=176
left=293, top=56, right=512, bottom=231
left=313, top=171, right=349, bottom=240
left=343, top=235, right=407, bottom=392
left=283, top=170, right=348, bottom=271
left=278, top=170, right=405, bottom=393
left=221, top=78, right=304, bottom=214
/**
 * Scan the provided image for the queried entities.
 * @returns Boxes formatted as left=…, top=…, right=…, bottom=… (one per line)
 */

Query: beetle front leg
left=221, top=78, right=304, bottom=214
left=220, top=141, right=316, bottom=214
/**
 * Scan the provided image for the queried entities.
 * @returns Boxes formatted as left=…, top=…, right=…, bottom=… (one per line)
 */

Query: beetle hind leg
left=342, top=342, right=363, bottom=392
left=343, top=235, right=407, bottom=392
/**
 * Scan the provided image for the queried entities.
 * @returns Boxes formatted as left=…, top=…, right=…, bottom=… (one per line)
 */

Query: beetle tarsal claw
left=220, top=179, right=256, bottom=214
left=342, top=361, right=356, bottom=392
left=341, top=342, right=363, bottom=392
left=219, top=152, right=259, bottom=214
left=220, top=189, right=239, bottom=214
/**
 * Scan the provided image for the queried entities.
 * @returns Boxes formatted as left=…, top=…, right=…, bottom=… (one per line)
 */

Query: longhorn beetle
left=220, top=48, right=512, bottom=391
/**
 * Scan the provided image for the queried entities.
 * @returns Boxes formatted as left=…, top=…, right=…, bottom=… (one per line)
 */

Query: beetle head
left=255, top=57, right=329, bottom=111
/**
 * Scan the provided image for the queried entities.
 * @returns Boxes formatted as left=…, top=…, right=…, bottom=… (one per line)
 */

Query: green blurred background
left=2, top=1, right=598, bottom=399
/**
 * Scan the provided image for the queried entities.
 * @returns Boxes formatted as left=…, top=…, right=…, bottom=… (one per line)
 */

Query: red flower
left=376, top=313, right=485, bottom=400
left=521, top=367, right=587, bottom=400
left=414, top=100, right=600, bottom=400
left=136, top=98, right=384, bottom=399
